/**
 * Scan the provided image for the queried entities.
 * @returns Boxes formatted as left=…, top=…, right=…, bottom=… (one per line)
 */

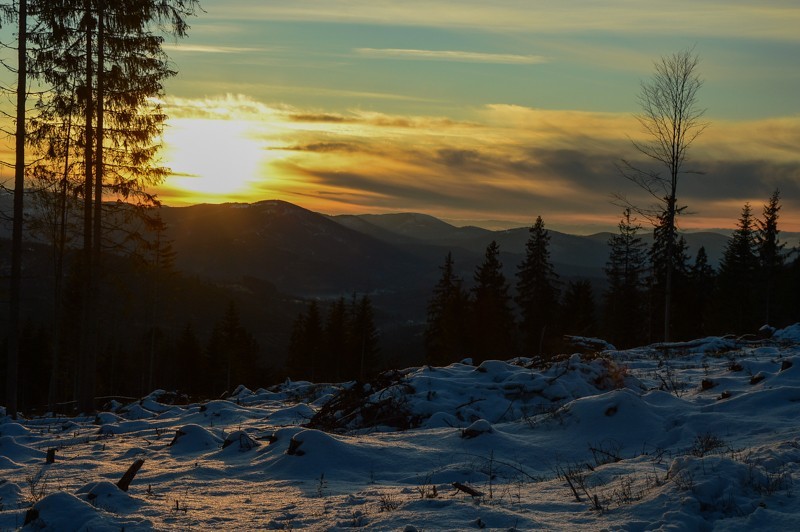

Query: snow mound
left=0, top=422, right=31, bottom=437
left=773, top=323, right=800, bottom=343
left=23, top=491, right=150, bottom=531
left=310, top=355, right=643, bottom=432
left=0, top=480, right=22, bottom=506
left=168, top=424, right=223, bottom=453
left=0, top=436, right=46, bottom=463
left=255, top=427, right=409, bottom=481
left=76, top=480, right=141, bottom=512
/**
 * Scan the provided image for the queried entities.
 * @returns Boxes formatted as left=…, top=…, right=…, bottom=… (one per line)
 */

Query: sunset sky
left=4, top=1, right=800, bottom=233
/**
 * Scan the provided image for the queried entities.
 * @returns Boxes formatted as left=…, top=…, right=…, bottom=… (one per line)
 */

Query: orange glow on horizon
left=151, top=96, right=800, bottom=234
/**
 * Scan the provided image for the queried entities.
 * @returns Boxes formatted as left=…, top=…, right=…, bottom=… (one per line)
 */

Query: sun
left=161, top=117, right=265, bottom=201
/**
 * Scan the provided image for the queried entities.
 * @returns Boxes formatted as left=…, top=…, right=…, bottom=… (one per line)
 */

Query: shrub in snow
left=308, top=370, right=418, bottom=432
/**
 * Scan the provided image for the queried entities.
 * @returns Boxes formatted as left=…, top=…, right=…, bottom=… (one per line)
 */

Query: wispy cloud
left=355, top=48, right=547, bottom=64
left=162, top=43, right=268, bottom=54
left=211, top=1, right=800, bottom=42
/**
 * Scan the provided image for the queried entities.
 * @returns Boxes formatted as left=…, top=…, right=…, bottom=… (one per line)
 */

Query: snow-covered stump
left=222, top=430, right=260, bottom=452
left=460, top=419, right=493, bottom=439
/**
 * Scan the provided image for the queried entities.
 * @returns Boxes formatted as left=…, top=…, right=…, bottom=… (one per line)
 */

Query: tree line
left=285, top=294, right=380, bottom=383
left=425, top=190, right=799, bottom=365
left=1, top=0, right=200, bottom=416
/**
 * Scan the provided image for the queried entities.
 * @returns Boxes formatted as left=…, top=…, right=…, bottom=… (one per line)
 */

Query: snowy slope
left=2, top=325, right=800, bottom=530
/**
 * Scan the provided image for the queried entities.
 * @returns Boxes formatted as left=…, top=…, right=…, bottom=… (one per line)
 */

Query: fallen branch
left=452, top=482, right=484, bottom=498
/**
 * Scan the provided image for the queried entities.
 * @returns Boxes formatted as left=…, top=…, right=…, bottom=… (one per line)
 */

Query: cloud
left=278, top=142, right=365, bottom=153
left=162, top=43, right=268, bottom=54
left=156, top=95, right=800, bottom=232
left=210, top=1, right=800, bottom=42
left=355, top=48, right=548, bottom=64
left=286, top=113, right=354, bottom=124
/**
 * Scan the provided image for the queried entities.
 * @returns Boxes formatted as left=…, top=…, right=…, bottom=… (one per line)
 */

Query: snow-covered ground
left=2, top=325, right=800, bottom=530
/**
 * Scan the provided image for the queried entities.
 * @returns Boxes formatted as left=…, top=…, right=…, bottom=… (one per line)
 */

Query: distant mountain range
left=158, top=200, right=742, bottom=299
left=5, top=194, right=797, bottom=303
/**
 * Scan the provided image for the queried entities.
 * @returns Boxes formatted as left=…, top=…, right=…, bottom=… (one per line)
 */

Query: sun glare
left=162, top=118, right=266, bottom=201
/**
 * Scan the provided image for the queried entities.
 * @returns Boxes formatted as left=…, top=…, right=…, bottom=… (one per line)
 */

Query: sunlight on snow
left=2, top=325, right=800, bottom=529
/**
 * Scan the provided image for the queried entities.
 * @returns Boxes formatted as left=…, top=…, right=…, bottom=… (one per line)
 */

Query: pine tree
left=207, top=302, right=259, bottom=394
left=516, top=216, right=560, bottom=357
left=286, top=310, right=309, bottom=380
left=324, top=297, right=349, bottom=382
left=174, top=322, right=204, bottom=396
left=756, top=190, right=785, bottom=325
left=285, top=301, right=324, bottom=382
left=787, top=246, right=800, bottom=323
left=717, top=203, right=759, bottom=333
left=346, top=295, right=380, bottom=381
left=603, top=208, right=648, bottom=348
left=561, top=280, right=597, bottom=338
left=649, top=212, right=690, bottom=341
left=425, top=253, right=470, bottom=366
left=686, top=247, right=716, bottom=338
left=471, top=241, right=516, bottom=363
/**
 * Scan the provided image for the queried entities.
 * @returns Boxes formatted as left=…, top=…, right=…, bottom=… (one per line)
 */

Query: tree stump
left=117, top=459, right=145, bottom=492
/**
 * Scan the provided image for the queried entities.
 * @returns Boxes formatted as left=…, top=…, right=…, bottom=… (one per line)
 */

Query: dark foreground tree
left=425, top=253, right=470, bottom=366
left=717, top=204, right=759, bottom=333
left=27, top=0, right=200, bottom=413
left=471, top=241, right=516, bottom=363
left=604, top=209, right=648, bottom=348
left=649, top=213, right=690, bottom=341
left=286, top=301, right=324, bottom=382
left=207, top=302, right=259, bottom=394
left=618, top=47, right=707, bottom=342
left=756, top=190, right=784, bottom=325
left=324, top=297, right=349, bottom=382
left=346, top=294, right=380, bottom=381
left=516, top=216, right=560, bottom=357
left=561, top=280, right=596, bottom=339
left=2, top=0, right=29, bottom=418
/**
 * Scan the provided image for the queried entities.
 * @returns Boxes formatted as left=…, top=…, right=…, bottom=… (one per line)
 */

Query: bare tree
left=618, top=47, right=707, bottom=343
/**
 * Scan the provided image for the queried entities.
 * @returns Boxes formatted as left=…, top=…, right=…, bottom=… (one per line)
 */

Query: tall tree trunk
left=48, top=88, right=76, bottom=413
left=6, top=0, right=27, bottom=418
left=93, top=2, right=104, bottom=259
left=664, top=194, right=676, bottom=344
left=79, top=2, right=96, bottom=414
